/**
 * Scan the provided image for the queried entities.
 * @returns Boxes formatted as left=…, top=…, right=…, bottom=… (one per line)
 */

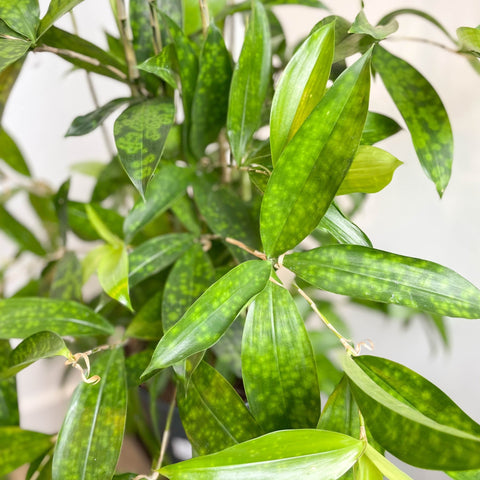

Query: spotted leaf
left=0, top=341, right=19, bottom=425
left=0, top=37, right=29, bottom=74
left=360, top=112, right=401, bottom=145
left=0, top=0, right=39, bottom=41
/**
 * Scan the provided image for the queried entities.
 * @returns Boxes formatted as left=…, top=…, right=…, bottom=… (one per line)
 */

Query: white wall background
left=2, top=0, right=480, bottom=478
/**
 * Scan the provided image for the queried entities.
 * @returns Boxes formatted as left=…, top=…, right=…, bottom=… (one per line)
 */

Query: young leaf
left=52, top=349, right=127, bottom=480
left=349, top=10, right=398, bottom=40
left=360, top=112, right=401, bottom=145
left=261, top=48, right=372, bottom=257
left=114, top=97, right=175, bottom=198
left=0, top=128, right=30, bottom=176
left=457, top=27, right=480, bottom=56
left=364, top=444, right=413, bottom=480
left=0, top=0, right=39, bottom=41
left=343, top=355, right=480, bottom=470
left=143, top=260, right=271, bottom=376
left=138, top=45, right=178, bottom=89
left=227, top=0, right=271, bottom=163
left=177, top=361, right=262, bottom=455
left=0, top=298, right=114, bottom=338
left=85, top=203, right=122, bottom=246
left=373, top=46, right=453, bottom=196
left=284, top=245, right=480, bottom=318
left=354, top=454, right=383, bottom=480
left=242, top=281, right=320, bottom=431
left=189, top=24, right=232, bottom=159
left=0, top=340, right=19, bottom=425
left=50, top=251, right=83, bottom=302
left=270, top=21, right=334, bottom=164
left=38, top=0, right=87, bottom=38
left=160, top=429, right=364, bottom=480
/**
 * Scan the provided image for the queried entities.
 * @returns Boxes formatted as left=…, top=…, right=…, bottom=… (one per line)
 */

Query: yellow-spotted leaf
left=0, top=0, right=39, bottom=41
left=0, top=340, right=19, bottom=425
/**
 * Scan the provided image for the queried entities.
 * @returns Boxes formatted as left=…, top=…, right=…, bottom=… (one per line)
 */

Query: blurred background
left=2, top=0, right=480, bottom=478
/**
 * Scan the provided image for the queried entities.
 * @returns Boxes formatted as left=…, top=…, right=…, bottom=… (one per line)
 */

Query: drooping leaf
left=38, top=0, right=87, bottom=37
left=360, top=112, right=401, bottom=145
left=0, top=37, right=29, bottom=77
left=114, top=97, right=175, bottom=198
left=126, top=291, right=163, bottom=340
left=0, top=128, right=30, bottom=176
left=349, top=10, right=398, bottom=40
left=457, top=27, right=480, bottom=56
left=242, top=281, right=320, bottom=431
left=143, top=260, right=271, bottom=376
left=0, top=340, right=19, bottom=425
left=177, top=361, right=262, bottom=455
left=364, top=444, right=413, bottom=480
left=128, top=233, right=194, bottom=287
left=52, top=349, right=127, bottom=480
left=270, top=21, right=334, bottom=164
left=50, top=251, right=83, bottom=301
left=261, top=49, right=372, bottom=257
left=138, top=44, right=178, bottom=89
left=160, top=429, right=364, bottom=480
left=343, top=354, right=480, bottom=470
left=227, top=0, right=271, bottom=163
left=0, top=0, right=39, bottom=41
left=0, top=297, right=114, bottom=338
left=0, top=57, right=25, bottom=121
left=284, top=245, right=480, bottom=318
left=66, top=97, right=132, bottom=137
left=373, top=46, right=453, bottom=196
left=0, top=426, right=53, bottom=477
left=189, top=24, right=232, bottom=159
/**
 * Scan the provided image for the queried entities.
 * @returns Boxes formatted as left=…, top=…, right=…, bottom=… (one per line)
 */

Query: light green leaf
left=0, top=426, right=53, bottom=476
left=0, top=297, right=114, bottom=338
left=50, top=251, right=83, bottom=301
left=373, top=46, right=453, bottom=196
left=182, top=0, right=226, bottom=35
left=160, top=429, right=364, bottom=480
left=448, top=471, right=480, bottom=480
left=52, top=349, right=127, bottom=480
left=143, top=260, right=271, bottom=376
left=138, top=44, right=178, bottom=89
left=360, top=112, right=401, bottom=145
left=354, top=453, right=383, bottom=480
left=227, top=0, right=271, bottom=163
left=0, top=57, right=25, bottom=121
left=457, top=27, right=480, bottom=56
left=189, top=24, right=232, bottom=159
left=364, top=444, right=413, bottom=480
left=284, top=245, right=480, bottom=318
left=126, top=291, right=163, bottom=340
left=177, top=361, right=262, bottom=455
left=0, top=37, right=29, bottom=77
left=270, top=21, right=334, bottom=164
left=349, top=10, right=398, bottom=40
left=343, top=354, right=480, bottom=470
left=128, top=233, right=194, bottom=287
left=0, top=128, right=30, bottom=176
left=38, top=0, right=86, bottom=37
left=260, top=49, right=372, bottom=257
left=0, top=0, right=39, bottom=41
left=114, top=97, right=175, bottom=198
left=0, top=340, right=19, bottom=425
left=242, top=281, right=320, bottom=431
left=85, top=203, right=122, bottom=246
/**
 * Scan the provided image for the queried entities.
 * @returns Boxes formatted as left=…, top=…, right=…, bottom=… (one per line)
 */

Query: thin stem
left=148, top=0, right=162, bottom=55
left=387, top=36, right=458, bottom=54
left=218, top=130, right=231, bottom=184
left=199, top=0, right=210, bottom=37
left=153, top=388, right=177, bottom=476
left=225, top=237, right=267, bottom=260
left=359, top=410, right=367, bottom=441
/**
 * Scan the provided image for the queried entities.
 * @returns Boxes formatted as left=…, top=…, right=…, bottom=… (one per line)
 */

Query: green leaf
left=373, top=46, right=453, bottom=196
left=129, top=0, right=155, bottom=63
left=1, top=331, right=70, bottom=378
left=171, top=194, right=202, bottom=235
left=124, top=163, right=193, bottom=241
left=38, top=0, right=86, bottom=37
left=143, top=260, right=271, bottom=375
left=128, top=233, right=194, bottom=287
left=270, top=21, right=334, bottom=164
left=260, top=49, right=372, bottom=257
left=0, top=57, right=25, bottom=121
left=364, top=444, right=413, bottom=480
left=0, top=37, right=29, bottom=76
left=177, top=361, right=262, bottom=455
left=114, top=97, right=175, bottom=198
left=0, top=297, right=114, bottom=338
left=242, top=281, right=320, bottom=431
left=183, top=0, right=226, bottom=35
left=349, top=10, right=398, bottom=40
left=138, top=44, right=178, bottom=89
left=50, top=251, right=83, bottom=302
left=162, top=243, right=215, bottom=331
left=343, top=354, right=480, bottom=470
left=126, top=291, right=163, bottom=340
left=0, top=127, right=30, bottom=176
left=0, top=0, right=39, bottom=41
left=0, top=340, right=19, bottom=425
left=448, top=471, right=480, bottom=480
left=85, top=203, right=122, bottom=246
left=284, top=245, right=480, bottom=318
left=52, top=349, right=127, bottom=480
left=160, top=429, right=364, bottom=480
left=457, top=27, right=480, bottom=56
left=360, top=112, right=401, bottom=145
left=354, top=453, right=383, bottom=480
left=189, top=24, right=232, bottom=159
left=0, top=426, right=52, bottom=476
left=227, top=0, right=271, bottom=163
left=66, top=97, right=132, bottom=137
left=317, top=204, right=372, bottom=247
left=337, top=145, right=402, bottom=195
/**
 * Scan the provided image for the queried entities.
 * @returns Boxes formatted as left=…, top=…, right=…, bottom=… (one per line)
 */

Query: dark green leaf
left=373, top=46, right=453, bottom=196
left=243, top=281, right=320, bottom=431
left=160, top=429, right=363, bottom=480
left=270, top=21, right=334, bottom=164
left=171, top=194, right=202, bottom=235
left=126, top=291, right=163, bottom=340
left=0, top=127, right=30, bottom=176
left=0, top=297, right=114, bottom=338
left=52, top=349, right=127, bottom=480
left=0, top=0, right=39, bottom=41
left=0, top=37, right=29, bottom=75
left=91, top=157, right=131, bottom=203
left=138, top=44, right=178, bottom=89
left=143, top=260, right=271, bottom=375
left=344, top=354, right=480, bottom=470
left=38, top=0, right=86, bottom=37
left=360, top=112, right=401, bottom=145
left=129, top=233, right=194, bottom=287
left=177, top=361, right=262, bottom=455
left=130, top=0, right=155, bottom=63
left=0, top=340, right=19, bottom=425
left=50, top=251, right=83, bottom=301
left=66, top=97, right=132, bottom=137
left=189, top=24, right=232, bottom=159
left=29, top=192, right=60, bottom=250
left=260, top=49, right=372, bottom=257
left=457, top=27, right=480, bottom=56
left=284, top=245, right=480, bottom=318
left=227, top=0, right=271, bottom=163
left=349, top=10, right=398, bottom=40
left=0, top=57, right=25, bottom=121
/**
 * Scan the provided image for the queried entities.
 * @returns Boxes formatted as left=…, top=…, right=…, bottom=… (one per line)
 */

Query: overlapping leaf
left=360, top=112, right=401, bottom=145
left=0, top=37, right=29, bottom=74
left=126, top=291, right=163, bottom=340
left=50, top=251, right=83, bottom=301
left=349, top=10, right=398, bottom=40
left=0, top=0, right=39, bottom=41
left=0, top=58, right=25, bottom=121
left=364, top=445, right=413, bottom=480
left=38, top=0, right=87, bottom=37
left=0, top=340, right=18, bottom=425
left=138, top=45, right=178, bottom=89
left=457, top=27, right=480, bottom=56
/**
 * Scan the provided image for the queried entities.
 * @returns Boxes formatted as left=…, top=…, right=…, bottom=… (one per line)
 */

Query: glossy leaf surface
left=177, top=361, right=262, bottom=455
left=143, top=260, right=271, bottom=375
left=114, top=97, right=175, bottom=198
left=138, top=45, right=178, bottom=89
left=242, top=281, right=320, bottom=431
left=0, top=298, right=114, bottom=338
left=53, top=349, right=127, bottom=480
left=227, top=0, right=271, bottom=163
left=38, top=0, right=86, bottom=37
left=261, top=49, right=371, bottom=257
left=0, top=340, right=18, bottom=425
left=284, top=245, right=480, bottom=318
left=0, top=0, right=39, bottom=41
left=364, top=444, right=413, bottom=480
left=373, top=46, right=453, bottom=196
left=344, top=355, right=480, bottom=470
left=360, top=112, right=401, bottom=145
left=160, top=429, right=364, bottom=480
